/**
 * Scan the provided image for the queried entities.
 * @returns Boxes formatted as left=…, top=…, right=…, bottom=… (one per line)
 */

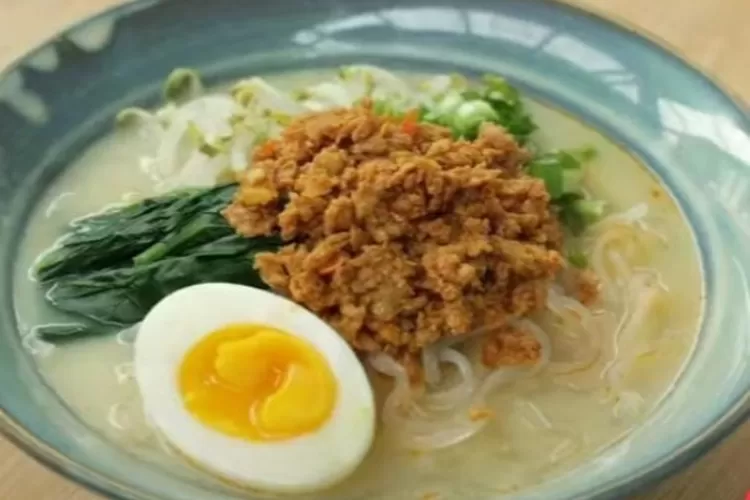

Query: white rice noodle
left=588, top=204, right=669, bottom=294
left=421, top=347, right=442, bottom=386
left=419, top=327, right=491, bottom=386
left=542, top=289, right=602, bottom=375
left=603, top=271, right=665, bottom=393
left=589, top=229, right=635, bottom=292
left=546, top=285, right=592, bottom=321
left=420, top=349, right=477, bottom=411
left=550, top=206, right=667, bottom=420
left=369, top=351, right=485, bottom=450
left=369, top=319, right=550, bottom=451
left=588, top=203, right=649, bottom=234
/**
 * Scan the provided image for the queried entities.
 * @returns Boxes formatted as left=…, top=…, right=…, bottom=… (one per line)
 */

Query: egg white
left=133, top=283, right=375, bottom=493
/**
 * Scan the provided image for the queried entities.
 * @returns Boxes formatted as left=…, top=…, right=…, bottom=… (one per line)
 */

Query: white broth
left=13, top=70, right=702, bottom=498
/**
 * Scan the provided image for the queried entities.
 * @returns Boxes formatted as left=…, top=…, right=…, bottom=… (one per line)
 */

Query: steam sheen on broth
left=13, top=69, right=702, bottom=498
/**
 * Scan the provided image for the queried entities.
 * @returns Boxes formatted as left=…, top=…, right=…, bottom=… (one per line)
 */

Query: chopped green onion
left=163, top=68, right=203, bottom=103
left=419, top=74, right=537, bottom=142
left=574, top=199, right=606, bottom=225
left=482, top=75, right=521, bottom=106
left=562, top=168, right=584, bottom=193
left=569, top=146, right=597, bottom=163
left=427, top=91, right=465, bottom=121
left=527, top=148, right=596, bottom=200
left=480, top=74, right=536, bottom=143
left=557, top=197, right=605, bottom=236
left=567, top=251, right=589, bottom=269
left=451, top=101, right=500, bottom=138
left=528, top=158, right=565, bottom=199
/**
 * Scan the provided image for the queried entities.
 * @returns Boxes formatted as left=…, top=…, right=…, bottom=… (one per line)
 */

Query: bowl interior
left=1, top=1, right=750, bottom=499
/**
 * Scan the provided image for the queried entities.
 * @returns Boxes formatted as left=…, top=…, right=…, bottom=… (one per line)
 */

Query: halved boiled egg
left=134, top=283, right=375, bottom=493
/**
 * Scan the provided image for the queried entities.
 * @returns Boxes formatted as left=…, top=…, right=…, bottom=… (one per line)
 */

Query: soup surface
left=13, top=69, right=703, bottom=498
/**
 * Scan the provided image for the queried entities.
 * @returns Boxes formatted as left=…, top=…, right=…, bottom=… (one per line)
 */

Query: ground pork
left=572, top=268, right=601, bottom=306
left=224, top=102, right=563, bottom=369
left=481, top=324, right=543, bottom=367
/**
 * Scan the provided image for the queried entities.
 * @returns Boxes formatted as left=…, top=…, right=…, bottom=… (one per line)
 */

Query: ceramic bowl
left=0, top=1, right=749, bottom=499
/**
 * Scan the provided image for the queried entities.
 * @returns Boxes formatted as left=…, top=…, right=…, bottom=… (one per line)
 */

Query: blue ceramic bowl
left=1, top=1, right=749, bottom=499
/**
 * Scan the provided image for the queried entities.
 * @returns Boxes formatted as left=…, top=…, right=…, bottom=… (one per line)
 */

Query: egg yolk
left=179, top=324, right=338, bottom=441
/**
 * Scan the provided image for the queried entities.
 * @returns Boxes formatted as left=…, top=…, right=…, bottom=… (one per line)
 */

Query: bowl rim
left=0, top=0, right=748, bottom=499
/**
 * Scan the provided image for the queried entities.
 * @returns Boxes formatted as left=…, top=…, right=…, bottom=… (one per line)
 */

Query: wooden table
left=0, top=0, right=748, bottom=498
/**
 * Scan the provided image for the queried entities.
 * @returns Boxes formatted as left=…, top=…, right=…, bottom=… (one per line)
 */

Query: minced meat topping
left=224, top=102, right=563, bottom=368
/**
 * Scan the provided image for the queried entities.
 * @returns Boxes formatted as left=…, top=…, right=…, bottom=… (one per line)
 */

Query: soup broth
left=13, top=70, right=702, bottom=498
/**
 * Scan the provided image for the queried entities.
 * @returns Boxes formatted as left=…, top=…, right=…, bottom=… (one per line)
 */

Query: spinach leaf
left=36, top=184, right=237, bottom=281
left=34, top=323, right=106, bottom=342
left=37, top=183, right=285, bottom=329
left=46, top=234, right=281, bottom=325
left=132, top=211, right=234, bottom=265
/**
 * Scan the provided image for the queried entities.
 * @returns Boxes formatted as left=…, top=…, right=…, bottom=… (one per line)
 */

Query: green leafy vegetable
left=46, top=234, right=281, bottom=325
left=34, top=323, right=105, bottom=342
left=132, top=212, right=232, bottom=265
left=37, top=184, right=284, bottom=327
left=36, top=184, right=238, bottom=282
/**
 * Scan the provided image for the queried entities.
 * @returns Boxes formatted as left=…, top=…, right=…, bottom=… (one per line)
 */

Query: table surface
left=1, top=0, right=749, bottom=499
